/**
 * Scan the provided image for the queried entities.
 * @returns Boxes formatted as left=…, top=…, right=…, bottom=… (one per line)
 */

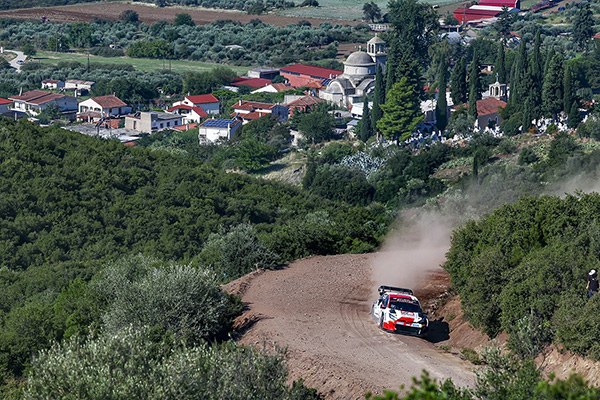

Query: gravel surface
left=225, top=253, right=476, bottom=399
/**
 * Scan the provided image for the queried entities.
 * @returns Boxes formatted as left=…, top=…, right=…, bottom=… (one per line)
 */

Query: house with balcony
left=9, top=90, right=77, bottom=116
left=78, top=95, right=131, bottom=122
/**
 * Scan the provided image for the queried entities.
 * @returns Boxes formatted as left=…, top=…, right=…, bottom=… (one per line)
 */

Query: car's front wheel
left=379, top=314, right=384, bottom=330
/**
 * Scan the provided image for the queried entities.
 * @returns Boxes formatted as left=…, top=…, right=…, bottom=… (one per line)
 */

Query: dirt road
left=225, top=254, right=476, bottom=399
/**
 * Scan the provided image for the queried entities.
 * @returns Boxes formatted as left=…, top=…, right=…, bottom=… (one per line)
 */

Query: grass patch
left=439, top=345, right=452, bottom=352
left=33, top=51, right=249, bottom=75
left=447, top=313, right=456, bottom=321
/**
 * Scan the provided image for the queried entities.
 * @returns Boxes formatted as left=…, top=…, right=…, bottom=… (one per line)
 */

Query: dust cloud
left=371, top=150, right=600, bottom=295
left=371, top=212, right=454, bottom=295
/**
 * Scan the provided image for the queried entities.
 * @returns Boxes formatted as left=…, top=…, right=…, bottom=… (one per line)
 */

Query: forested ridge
left=0, top=117, right=389, bottom=397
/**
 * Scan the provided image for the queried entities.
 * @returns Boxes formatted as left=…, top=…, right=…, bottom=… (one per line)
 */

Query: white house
left=41, top=79, right=64, bottom=90
left=125, top=111, right=184, bottom=134
left=198, top=118, right=242, bottom=142
left=64, top=79, right=95, bottom=91
left=167, top=104, right=208, bottom=123
left=78, top=95, right=131, bottom=120
left=9, top=90, right=77, bottom=116
left=0, top=98, right=12, bottom=115
left=231, top=100, right=288, bottom=124
left=172, top=94, right=220, bottom=115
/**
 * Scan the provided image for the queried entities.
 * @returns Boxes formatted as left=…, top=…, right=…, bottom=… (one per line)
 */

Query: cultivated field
left=0, top=1, right=358, bottom=26
left=277, top=0, right=462, bottom=21
left=34, top=51, right=250, bottom=75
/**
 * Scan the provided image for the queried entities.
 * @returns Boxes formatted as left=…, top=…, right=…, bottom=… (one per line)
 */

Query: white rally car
left=371, top=286, right=429, bottom=338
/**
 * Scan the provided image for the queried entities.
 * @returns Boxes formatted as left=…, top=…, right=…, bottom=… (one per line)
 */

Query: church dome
left=345, top=51, right=375, bottom=67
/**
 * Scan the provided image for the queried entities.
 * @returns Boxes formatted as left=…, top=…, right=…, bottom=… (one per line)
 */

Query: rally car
left=371, top=285, right=429, bottom=338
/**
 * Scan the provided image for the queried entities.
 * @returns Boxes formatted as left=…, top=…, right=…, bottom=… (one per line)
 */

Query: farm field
left=33, top=51, right=250, bottom=75
left=278, top=0, right=462, bottom=21
left=0, top=2, right=358, bottom=26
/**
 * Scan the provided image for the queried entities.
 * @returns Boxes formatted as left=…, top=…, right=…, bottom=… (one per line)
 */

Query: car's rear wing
left=378, top=285, right=414, bottom=296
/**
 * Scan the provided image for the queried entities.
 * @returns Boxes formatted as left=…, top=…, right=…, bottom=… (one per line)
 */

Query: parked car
left=16, top=60, right=24, bottom=65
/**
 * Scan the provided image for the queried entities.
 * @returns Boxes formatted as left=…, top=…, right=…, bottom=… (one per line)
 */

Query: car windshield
left=389, top=300, right=421, bottom=313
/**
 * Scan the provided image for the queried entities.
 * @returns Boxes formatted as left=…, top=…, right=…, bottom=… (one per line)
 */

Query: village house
left=284, top=95, right=324, bottom=117
left=280, top=64, right=342, bottom=88
left=198, top=118, right=242, bottom=142
left=64, top=79, right=95, bottom=91
left=231, top=78, right=272, bottom=91
left=41, top=79, right=64, bottom=90
left=9, top=90, right=77, bottom=116
left=252, top=82, right=293, bottom=94
left=167, top=104, right=208, bottom=124
left=452, top=81, right=508, bottom=129
left=77, top=95, right=132, bottom=122
left=247, top=67, right=280, bottom=80
left=125, top=111, right=184, bottom=134
left=231, top=99, right=288, bottom=124
left=0, top=98, right=12, bottom=116
left=171, top=94, right=220, bottom=115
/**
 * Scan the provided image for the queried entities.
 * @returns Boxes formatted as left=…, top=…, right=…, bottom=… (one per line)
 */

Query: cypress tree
left=563, top=64, right=574, bottom=115
left=385, top=43, right=397, bottom=94
left=359, top=96, right=373, bottom=142
left=572, top=2, right=594, bottom=50
left=511, top=39, right=529, bottom=106
left=567, top=100, right=582, bottom=128
left=467, top=51, right=481, bottom=121
left=435, top=57, right=448, bottom=132
left=495, top=42, right=506, bottom=84
left=371, top=64, right=385, bottom=132
left=529, top=31, right=543, bottom=120
left=542, top=53, right=564, bottom=118
left=450, top=56, right=468, bottom=105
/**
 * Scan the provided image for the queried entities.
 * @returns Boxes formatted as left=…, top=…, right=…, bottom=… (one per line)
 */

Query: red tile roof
left=0, top=98, right=12, bottom=105
left=42, top=79, right=62, bottom=84
left=271, top=83, right=293, bottom=92
left=10, top=90, right=69, bottom=105
left=456, top=97, right=507, bottom=115
left=287, top=95, right=324, bottom=108
left=191, top=107, right=208, bottom=118
left=593, top=32, right=600, bottom=40
left=233, top=111, right=270, bottom=120
left=280, top=64, right=342, bottom=79
left=232, top=78, right=272, bottom=88
left=173, top=123, right=199, bottom=131
left=167, top=104, right=193, bottom=112
left=89, top=95, right=127, bottom=109
left=186, top=94, right=219, bottom=105
left=232, top=100, right=277, bottom=111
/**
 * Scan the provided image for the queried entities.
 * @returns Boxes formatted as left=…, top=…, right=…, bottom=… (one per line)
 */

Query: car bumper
left=382, top=320, right=428, bottom=337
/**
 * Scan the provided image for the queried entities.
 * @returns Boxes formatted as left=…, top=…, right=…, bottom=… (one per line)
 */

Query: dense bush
left=0, top=118, right=390, bottom=384
left=25, top=327, right=315, bottom=400
left=445, top=192, right=600, bottom=358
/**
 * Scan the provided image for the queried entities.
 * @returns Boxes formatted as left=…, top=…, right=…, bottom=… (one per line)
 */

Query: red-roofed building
left=232, top=78, right=272, bottom=89
left=167, top=104, right=208, bottom=123
left=172, top=94, right=220, bottom=114
left=173, top=122, right=199, bottom=131
left=252, top=82, right=294, bottom=94
left=0, top=98, right=12, bottom=115
left=280, top=64, right=342, bottom=88
left=78, top=95, right=131, bottom=121
left=9, top=90, right=77, bottom=116
left=231, top=99, right=288, bottom=124
left=285, top=95, right=324, bottom=117
left=453, top=97, right=507, bottom=129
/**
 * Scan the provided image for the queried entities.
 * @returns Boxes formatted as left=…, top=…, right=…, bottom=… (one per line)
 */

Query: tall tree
left=495, top=43, right=506, bottom=84
left=563, top=64, right=574, bottom=114
left=529, top=31, right=543, bottom=120
left=495, top=6, right=513, bottom=44
left=567, top=100, right=582, bottom=128
left=450, top=56, right=468, bottom=105
left=359, top=95, right=373, bottom=142
left=510, top=39, right=529, bottom=107
left=467, top=51, right=481, bottom=121
left=572, top=2, right=595, bottom=50
left=371, top=64, right=385, bottom=132
left=542, top=52, right=564, bottom=118
left=362, top=1, right=382, bottom=23
left=377, top=77, right=423, bottom=143
left=387, top=0, right=439, bottom=64
left=435, top=57, right=449, bottom=132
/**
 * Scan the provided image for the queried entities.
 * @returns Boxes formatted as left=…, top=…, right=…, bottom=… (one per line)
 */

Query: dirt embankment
left=0, top=2, right=357, bottom=27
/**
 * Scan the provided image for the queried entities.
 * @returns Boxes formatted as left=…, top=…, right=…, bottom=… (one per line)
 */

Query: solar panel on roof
left=203, top=119, right=236, bottom=127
